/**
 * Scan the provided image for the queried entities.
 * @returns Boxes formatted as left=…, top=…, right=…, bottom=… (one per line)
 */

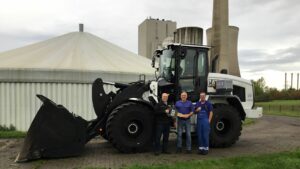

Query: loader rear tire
left=210, top=104, right=242, bottom=148
left=106, top=102, right=154, bottom=153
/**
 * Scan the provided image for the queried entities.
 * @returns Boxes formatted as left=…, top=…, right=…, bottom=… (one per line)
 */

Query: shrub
left=0, top=124, right=16, bottom=131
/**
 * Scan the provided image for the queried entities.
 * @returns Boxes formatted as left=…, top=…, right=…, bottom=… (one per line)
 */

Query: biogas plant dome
left=0, top=27, right=154, bottom=83
left=0, top=25, right=154, bottom=131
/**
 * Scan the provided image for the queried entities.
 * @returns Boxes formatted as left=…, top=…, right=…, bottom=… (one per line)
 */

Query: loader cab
left=154, top=44, right=209, bottom=102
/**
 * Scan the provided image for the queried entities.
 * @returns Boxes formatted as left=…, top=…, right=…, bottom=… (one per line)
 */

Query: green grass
left=256, top=100, right=300, bottom=117
left=256, top=100, right=300, bottom=106
left=125, top=149, right=300, bottom=169
left=243, top=118, right=255, bottom=126
left=0, top=131, right=27, bottom=138
left=32, top=160, right=46, bottom=169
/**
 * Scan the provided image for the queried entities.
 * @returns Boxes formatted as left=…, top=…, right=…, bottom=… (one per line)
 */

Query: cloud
left=239, top=44, right=300, bottom=73
left=0, top=0, right=300, bottom=89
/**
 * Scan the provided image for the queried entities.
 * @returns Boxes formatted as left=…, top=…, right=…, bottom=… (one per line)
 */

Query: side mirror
left=152, top=50, right=162, bottom=68
left=151, top=56, right=156, bottom=68
left=180, top=48, right=187, bottom=59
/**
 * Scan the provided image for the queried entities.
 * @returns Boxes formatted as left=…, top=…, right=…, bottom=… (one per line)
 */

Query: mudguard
left=15, top=95, right=88, bottom=162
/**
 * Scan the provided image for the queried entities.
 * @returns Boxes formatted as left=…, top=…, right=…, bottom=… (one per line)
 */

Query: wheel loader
left=16, top=43, right=262, bottom=162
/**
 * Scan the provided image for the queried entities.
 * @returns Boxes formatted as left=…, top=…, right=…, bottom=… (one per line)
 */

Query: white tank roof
left=0, top=32, right=154, bottom=74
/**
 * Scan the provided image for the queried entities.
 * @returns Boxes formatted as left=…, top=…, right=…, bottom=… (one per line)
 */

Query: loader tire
left=106, top=102, right=154, bottom=153
left=100, top=130, right=108, bottom=140
left=210, top=104, right=242, bottom=148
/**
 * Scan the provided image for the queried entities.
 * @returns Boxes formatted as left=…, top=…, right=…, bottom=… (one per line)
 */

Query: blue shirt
left=194, top=101, right=213, bottom=119
left=175, top=100, right=194, bottom=115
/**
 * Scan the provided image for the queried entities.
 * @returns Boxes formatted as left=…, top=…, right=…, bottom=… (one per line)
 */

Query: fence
left=258, top=104, right=300, bottom=115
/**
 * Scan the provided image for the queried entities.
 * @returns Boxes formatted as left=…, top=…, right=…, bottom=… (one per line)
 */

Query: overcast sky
left=0, top=0, right=300, bottom=89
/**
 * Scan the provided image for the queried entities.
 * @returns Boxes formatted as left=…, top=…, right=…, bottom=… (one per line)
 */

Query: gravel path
left=0, top=115, right=299, bottom=169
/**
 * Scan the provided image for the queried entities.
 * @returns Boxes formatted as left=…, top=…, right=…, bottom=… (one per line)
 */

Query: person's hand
left=177, top=113, right=188, bottom=118
left=196, top=107, right=201, bottom=112
left=177, top=113, right=183, bottom=117
left=183, top=114, right=190, bottom=118
left=177, top=113, right=186, bottom=118
left=165, top=109, right=170, bottom=113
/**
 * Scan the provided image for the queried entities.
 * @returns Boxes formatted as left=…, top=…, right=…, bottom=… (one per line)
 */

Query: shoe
left=185, top=150, right=192, bottom=154
left=198, top=149, right=204, bottom=155
left=162, top=150, right=171, bottom=154
left=202, top=150, right=209, bottom=155
left=176, top=148, right=182, bottom=153
left=154, top=151, right=160, bottom=156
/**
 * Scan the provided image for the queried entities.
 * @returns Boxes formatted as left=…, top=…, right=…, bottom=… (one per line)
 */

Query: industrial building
left=138, top=18, right=176, bottom=59
left=173, top=27, right=203, bottom=45
left=0, top=25, right=154, bottom=131
left=207, top=0, right=241, bottom=77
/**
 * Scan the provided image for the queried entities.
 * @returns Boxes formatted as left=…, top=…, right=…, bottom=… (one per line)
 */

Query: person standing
left=175, top=91, right=194, bottom=153
left=194, top=92, right=213, bottom=155
left=154, top=93, right=172, bottom=155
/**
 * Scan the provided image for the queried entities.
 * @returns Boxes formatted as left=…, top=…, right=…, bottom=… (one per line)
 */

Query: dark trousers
left=154, top=123, right=170, bottom=152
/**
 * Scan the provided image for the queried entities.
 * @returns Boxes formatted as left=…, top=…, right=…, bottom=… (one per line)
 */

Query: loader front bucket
left=15, top=95, right=88, bottom=162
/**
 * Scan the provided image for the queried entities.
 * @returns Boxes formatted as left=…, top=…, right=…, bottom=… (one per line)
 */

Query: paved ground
left=1, top=115, right=300, bottom=169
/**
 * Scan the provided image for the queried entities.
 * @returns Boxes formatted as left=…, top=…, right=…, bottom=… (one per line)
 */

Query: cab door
left=178, top=48, right=208, bottom=102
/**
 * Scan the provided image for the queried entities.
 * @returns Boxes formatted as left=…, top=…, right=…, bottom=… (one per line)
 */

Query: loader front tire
left=210, top=104, right=242, bottom=147
left=106, top=102, right=154, bottom=153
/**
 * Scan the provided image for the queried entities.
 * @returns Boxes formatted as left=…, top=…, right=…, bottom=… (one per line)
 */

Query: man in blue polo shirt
left=175, top=91, right=193, bottom=153
left=194, top=92, right=213, bottom=155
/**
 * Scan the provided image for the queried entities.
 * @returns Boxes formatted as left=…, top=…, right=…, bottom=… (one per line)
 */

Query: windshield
left=159, top=49, right=175, bottom=81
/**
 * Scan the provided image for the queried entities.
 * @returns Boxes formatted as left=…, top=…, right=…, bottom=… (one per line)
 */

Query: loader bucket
left=15, top=95, right=88, bottom=162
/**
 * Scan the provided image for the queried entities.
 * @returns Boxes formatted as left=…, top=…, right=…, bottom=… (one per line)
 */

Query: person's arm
left=185, top=102, right=194, bottom=118
left=194, top=102, right=200, bottom=113
left=209, top=111, right=213, bottom=123
left=165, top=106, right=170, bottom=114
left=175, top=102, right=183, bottom=117
left=208, top=102, right=213, bottom=123
left=154, top=104, right=164, bottom=115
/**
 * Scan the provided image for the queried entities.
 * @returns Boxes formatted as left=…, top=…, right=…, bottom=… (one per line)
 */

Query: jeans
left=197, top=118, right=210, bottom=150
left=177, top=118, right=191, bottom=150
left=154, top=123, right=170, bottom=152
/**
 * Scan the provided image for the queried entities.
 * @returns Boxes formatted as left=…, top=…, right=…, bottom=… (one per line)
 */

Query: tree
left=252, top=77, right=266, bottom=96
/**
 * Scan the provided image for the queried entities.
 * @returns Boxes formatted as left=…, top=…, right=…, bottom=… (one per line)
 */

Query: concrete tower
left=207, top=0, right=240, bottom=77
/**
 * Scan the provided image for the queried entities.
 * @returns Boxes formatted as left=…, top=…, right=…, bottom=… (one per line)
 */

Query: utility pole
left=291, top=73, right=293, bottom=89
left=297, top=73, right=299, bottom=90
left=285, top=73, right=287, bottom=90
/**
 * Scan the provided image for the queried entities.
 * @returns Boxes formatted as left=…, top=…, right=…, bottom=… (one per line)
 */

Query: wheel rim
left=215, top=118, right=231, bottom=135
left=127, top=123, right=138, bottom=134
left=216, top=121, right=225, bottom=131
left=125, top=120, right=143, bottom=138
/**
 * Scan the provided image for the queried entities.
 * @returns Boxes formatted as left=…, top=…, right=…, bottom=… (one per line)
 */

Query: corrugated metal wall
left=0, top=82, right=116, bottom=131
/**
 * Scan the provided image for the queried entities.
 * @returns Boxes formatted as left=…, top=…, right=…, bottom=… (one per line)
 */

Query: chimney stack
left=79, top=23, right=84, bottom=32
left=297, top=73, right=299, bottom=90
left=291, top=73, right=293, bottom=89
left=206, top=0, right=240, bottom=77
left=285, top=72, right=287, bottom=90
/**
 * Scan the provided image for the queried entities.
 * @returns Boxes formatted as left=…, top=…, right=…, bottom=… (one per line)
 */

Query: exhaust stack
left=79, top=23, right=84, bottom=32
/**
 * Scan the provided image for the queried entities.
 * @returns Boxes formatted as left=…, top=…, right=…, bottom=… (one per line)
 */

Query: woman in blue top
left=194, top=92, right=213, bottom=155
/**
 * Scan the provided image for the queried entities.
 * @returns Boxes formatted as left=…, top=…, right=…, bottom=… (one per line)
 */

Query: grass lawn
left=125, top=149, right=300, bottom=169
left=256, top=100, right=300, bottom=117
left=0, top=131, right=26, bottom=138
left=243, top=118, right=255, bottom=126
left=256, top=100, right=300, bottom=106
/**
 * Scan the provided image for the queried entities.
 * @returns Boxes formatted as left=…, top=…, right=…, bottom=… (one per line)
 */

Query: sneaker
left=162, top=150, right=171, bottom=154
left=176, top=148, right=182, bottom=153
left=202, top=150, right=209, bottom=155
left=154, top=151, right=160, bottom=156
left=198, top=149, right=204, bottom=155
left=185, top=150, right=192, bottom=154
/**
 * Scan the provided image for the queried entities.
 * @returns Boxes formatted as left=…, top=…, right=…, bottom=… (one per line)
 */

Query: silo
left=174, top=27, right=203, bottom=46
